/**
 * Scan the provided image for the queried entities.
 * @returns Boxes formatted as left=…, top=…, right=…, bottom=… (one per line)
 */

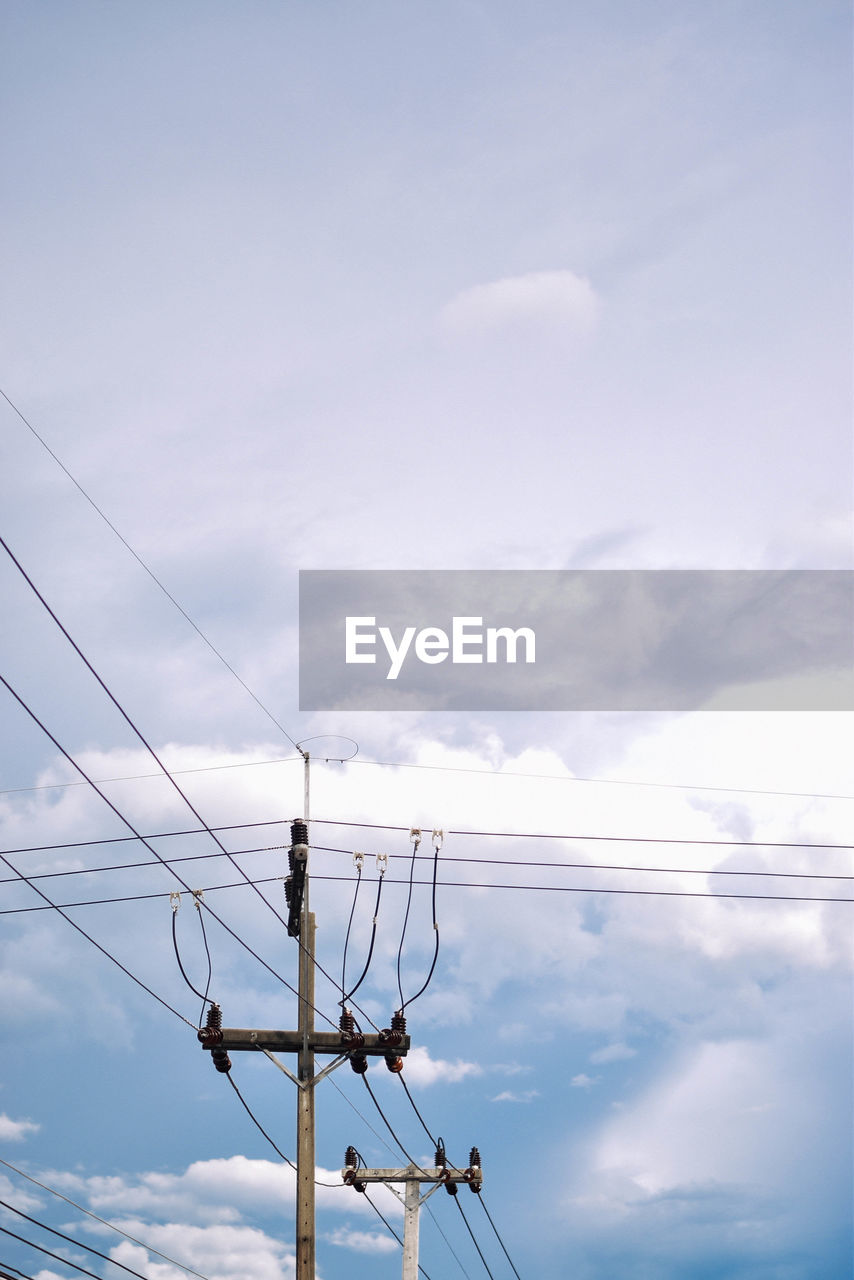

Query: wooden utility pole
left=296, top=910, right=316, bottom=1279
left=342, top=1154, right=483, bottom=1280
left=199, top=756, right=411, bottom=1279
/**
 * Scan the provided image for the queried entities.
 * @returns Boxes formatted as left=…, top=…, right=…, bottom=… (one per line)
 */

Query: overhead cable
left=0, top=1218, right=147, bottom=1280
left=312, top=817, right=854, bottom=851
left=2, top=870, right=850, bottom=916
left=0, top=1159, right=209, bottom=1280
left=0, top=671, right=338, bottom=1029
left=0, top=386, right=304, bottom=755
left=0, top=532, right=301, bottom=940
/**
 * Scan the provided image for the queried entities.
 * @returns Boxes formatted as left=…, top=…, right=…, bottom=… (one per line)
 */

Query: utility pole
left=342, top=1148, right=483, bottom=1280
left=198, top=754, right=411, bottom=1280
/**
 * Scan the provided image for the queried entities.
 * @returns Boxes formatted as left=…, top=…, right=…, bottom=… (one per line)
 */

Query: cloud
left=0, top=1113, right=40, bottom=1141
left=571, top=1074, right=598, bottom=1088
left=491, top=1090, right=539, bottom=1103
left=590, top=1042, right=637, bottom=1065
left=107, top=1228, right=295, bottom=1280
left=401, top=1045, right=482, bottom=1087
left=326, top=1226, right=398, bottom=1253
left=58, top=1156, right=391, bottom=1226
left=439, top=270, right=599, bottom=337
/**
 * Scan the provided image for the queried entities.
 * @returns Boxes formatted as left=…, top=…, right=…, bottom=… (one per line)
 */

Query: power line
left=0, top=1159, right=210, bottom=1280
left=477, top=1196, right=523, bottom=1280
left=4, top=837, right=852, bottom=892
left=0, top=532, right=302, bottom=945
left=0, top=1223, right=137, bottom=1280
left=0, top=756, right=303, bottom=797
left=0, top=386, right=305, bottom=755
left=346, top=756, right=854, bottom=803
left=0, top=844, right=194, bottom=1029
left=312, top=844, right=854, bottom=883
left=3, top=749, right=852, bottom=806
left=8, top=821, right=854, bottom=864
left=0, top=1199, right=161, bottom=1280
left=454, top=1197, right=496, bottom=1280
left=0, top=669, right=343, bottom=1029
left=361, top=1191, right=435, bottom=1280
left=312, top=817, right=854, bottom=851
left=1, top=869, right=851, bottom=917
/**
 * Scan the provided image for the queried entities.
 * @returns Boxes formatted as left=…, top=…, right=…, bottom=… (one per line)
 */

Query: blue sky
left=0, top=3, right=851, bottom=1278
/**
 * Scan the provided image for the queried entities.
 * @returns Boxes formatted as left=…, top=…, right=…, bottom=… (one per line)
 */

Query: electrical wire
left=0, top=757, right=302, bottom=798
left=345, top=755, right=854, bottom=803
left=399, top=1075, right=440, bottom=1150
left=3, top=866, right=850, bottom=917
left=425, top=1204, right=473, bottom=1280
left=342, top=868, right=386, bottom=1007
left=225, top=1073, right=345, bottom=1189
left=340, top=856, right=363, bottom=1002
left=3, top=529, right=376, bottom=1035
left=0, top=1262, right=34, bottom=1280
left=0, top=670, right=340, bottom=1030
left=397, top=830, right=421, bottom=1010
left=6, top=818, right=854, bottom=860
left=0, top=845, right=194, bottom=1027
left=0, top=386, right=305, bottom=755
left=225, top=1073, right=296, bottom=1172
left=312, top=818, right=854, bottom=852
left=0, top=1226, right=106, bottom=1280
left=171, top=894, right=213, bottom=1017
left=327, top=1080, right=476, bottom=1278
left=0, top=1159, right=210, bottom=1280
left=360, top=1076, right=433, bottom=1176
left=3, top=738, right=852, bottom=804
left=0, top=532, right=302, bottom=946
left=395, top=1076, right=525, bottom=1278
left=477, top=1196, right=523, bottom=1280
left=1, top=819, right=293, bottom=856
left=454, top=1197, right=497, bottom=1280
left=361, top=1191, right=435, bottom=1280
left=400, top=834, right=442, bottom=1013
left=0, top=1214, right=150, bottom=1280
left=4, top=842, right=853, bottom=893
left=313, top=844, right=854, bottom=882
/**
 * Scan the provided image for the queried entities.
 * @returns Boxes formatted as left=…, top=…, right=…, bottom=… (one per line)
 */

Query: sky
left=0, top=2, right=852, bottom=1278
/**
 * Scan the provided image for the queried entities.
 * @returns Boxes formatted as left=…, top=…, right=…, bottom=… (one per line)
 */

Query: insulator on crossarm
left=379, top=1009, right=406, bottom=1047
left=466, top=1146, right=483, bottom=1193
left=197, top=1003, right=224, bottom=1046
left=435, top=1138, right=447, bottom=1169
left=211, top=1044, right=232, bottom=1073
left=344, top=1146, right=358, bottom=1169
left=349, top=1050, right=368, bottom=1075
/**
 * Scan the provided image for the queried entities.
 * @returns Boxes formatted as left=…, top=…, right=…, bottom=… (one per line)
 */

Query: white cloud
left=590, top=1043, right=637, bottom=1065
left=401, top=1044, right=482, bottom=1087
left=491, top=1090, right=539, bottom=1103
left=571, top=1074, right=598, bottom=1089
left=60, top=1156, right=387, bottom=1227
left=0, top=1112, right=40, bottom=1141
left=439, top=270, right=599, bottom=337
left=108, top=1228, right=295, bottom=1280
left=326, top=1226, right=398, bottom=1253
